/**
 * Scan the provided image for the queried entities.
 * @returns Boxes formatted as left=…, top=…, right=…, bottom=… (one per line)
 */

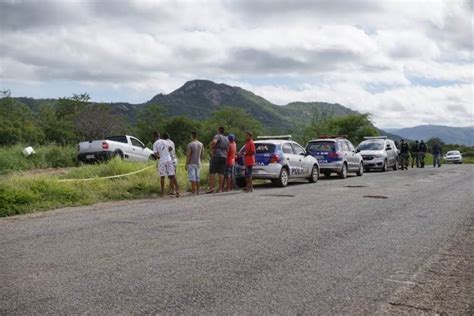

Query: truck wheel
left=308, top=165, right=319, bottom=183
left=275, top=167, right=289, bottom=187
left=393, top=159, right=398, bottom=170
left=148, top=154, right=156, bottom=161
left=338, top=163, right=348, bottom=179
left=112, top=150, right=124, bottom=160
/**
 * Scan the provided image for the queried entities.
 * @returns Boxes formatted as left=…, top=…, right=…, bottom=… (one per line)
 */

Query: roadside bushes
left=0, top=144, right=79, bottom=174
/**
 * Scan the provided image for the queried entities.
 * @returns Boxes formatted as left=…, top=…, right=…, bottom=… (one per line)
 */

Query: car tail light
left=270, top=154, right=280, bottom=163
left=328, top=151, right=342, bottom=159
left=102, top=141, right=109, bottom=150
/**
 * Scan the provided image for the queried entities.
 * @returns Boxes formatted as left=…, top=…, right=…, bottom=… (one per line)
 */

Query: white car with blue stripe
left=235, top=136, right=320, bottom=187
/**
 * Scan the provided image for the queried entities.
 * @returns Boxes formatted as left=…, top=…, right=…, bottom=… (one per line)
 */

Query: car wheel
left=356, top=163, right=364, bottom=176
left=393, top=159, right=398, bottom=171
left=338, top=163, right=348, bottom=179
left=382, top=159, right=387, bottom=172
left=324, top=171, right=331, bottom=178
left=236, top=178, right=246, bottom=188
left=275, top=167, right=289, bottom=187
left=148, top=154, right=156, bottom=161
left=308, top=165, right=319, bottom=183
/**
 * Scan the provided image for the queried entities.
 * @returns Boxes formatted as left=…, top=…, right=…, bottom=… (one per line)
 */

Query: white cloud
left=0, top=0, right=472, bottom=128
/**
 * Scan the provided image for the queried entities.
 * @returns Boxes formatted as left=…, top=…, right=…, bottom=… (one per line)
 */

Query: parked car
left=356, top=136, right=399, bottom=172
left=444, top=150, right=463, bottom=164
left=235, top=136, right=320, bottom=187
left=306, top=136, right=363, bottom=179
left=78, top=135, right=155, bottom=163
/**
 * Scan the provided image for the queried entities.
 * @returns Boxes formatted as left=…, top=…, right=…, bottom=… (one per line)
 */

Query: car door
left=341, top=141, right=354, bottom=171
left=385, top=141, right=396, bottom=166
left=346, top=140, right=359, bottom=171
left=282, top=142, right=301, bottom=178
left=290, top=142, right=307, bottom=177
left=130, top=137, right=147, bottom=161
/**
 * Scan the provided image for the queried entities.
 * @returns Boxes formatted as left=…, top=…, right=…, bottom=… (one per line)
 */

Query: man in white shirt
left=153, top=131, right=180, bottom=197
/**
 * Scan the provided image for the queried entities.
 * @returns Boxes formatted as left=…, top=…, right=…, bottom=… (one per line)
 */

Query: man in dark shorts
left=244, top=131, right=256, bottom=193
left=207, top=127, right=229, bottom=193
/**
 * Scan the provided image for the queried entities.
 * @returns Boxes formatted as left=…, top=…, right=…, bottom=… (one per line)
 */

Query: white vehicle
left=356, top=136, right=399, bottom=172
left=78, top=135, right=155, bottom=162
left=235, top=136, right=320, bottom=187
left=444, top=150, right=463, bottom=164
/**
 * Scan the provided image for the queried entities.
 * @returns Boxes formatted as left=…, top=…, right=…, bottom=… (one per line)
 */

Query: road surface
left=1, top=164, right=473, bottom=314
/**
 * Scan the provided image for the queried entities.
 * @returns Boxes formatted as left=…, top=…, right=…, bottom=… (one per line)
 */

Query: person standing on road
left=164, top=133, right=178, bottom=195
left=224, top=134, right=237, bottom=192
left=243, top=131, right=256, bottom=193
left=411, top=140, right=420, bottom=168
left=419, top=140, right=427, bottom=168
left=185, top=131, right=204, bottom=195
left=153, top=131, right=180, bottom=197
left=207, top=127, right=229, bottom=193
left=431, top=141, right=442, bottom=168
left=399, top=139, right=410, bottom=170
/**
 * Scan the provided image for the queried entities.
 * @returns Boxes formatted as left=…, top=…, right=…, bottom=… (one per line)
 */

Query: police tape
left=57, top=163, right=210, bottom=183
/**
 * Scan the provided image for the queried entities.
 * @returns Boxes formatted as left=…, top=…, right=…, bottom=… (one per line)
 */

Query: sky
left=0, top=0, right=472, bottom=129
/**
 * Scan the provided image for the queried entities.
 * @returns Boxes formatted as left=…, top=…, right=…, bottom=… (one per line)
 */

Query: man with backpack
left=207, top=127, right=229, bottom=193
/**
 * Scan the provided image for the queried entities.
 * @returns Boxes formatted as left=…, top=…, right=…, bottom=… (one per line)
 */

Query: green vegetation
left=0, top=144, right=79, bottom=175
left=0, top=159, right=209, bottom=217
left=300, top=113, right=378, bottom=145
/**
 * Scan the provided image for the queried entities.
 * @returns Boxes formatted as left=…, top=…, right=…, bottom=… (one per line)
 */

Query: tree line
left=6, top=92, right=469, bottom=156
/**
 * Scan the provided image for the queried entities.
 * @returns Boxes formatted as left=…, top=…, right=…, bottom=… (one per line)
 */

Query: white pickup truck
left=77, top=135, right=155, bottom=162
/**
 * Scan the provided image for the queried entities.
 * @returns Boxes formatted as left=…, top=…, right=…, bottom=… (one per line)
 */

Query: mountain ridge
left=387, top=125, right=474, bottom=146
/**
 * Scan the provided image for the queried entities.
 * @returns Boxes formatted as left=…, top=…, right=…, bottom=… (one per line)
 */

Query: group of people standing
left=152, top=127, right=256, bottom=197
left=397, top=139, right=443, bottom=170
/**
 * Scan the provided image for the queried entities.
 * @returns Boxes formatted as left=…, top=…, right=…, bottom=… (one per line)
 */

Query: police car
left=235, top=135, right=320, bottom=187
left=305, top=136, right=364, bottom=179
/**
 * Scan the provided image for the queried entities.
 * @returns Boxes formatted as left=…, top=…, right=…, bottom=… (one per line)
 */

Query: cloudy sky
left=1, top=0, right=472, bottom=128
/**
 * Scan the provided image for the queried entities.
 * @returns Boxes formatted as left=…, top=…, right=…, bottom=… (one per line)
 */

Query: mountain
left=14, top=79, right=397, bottom=137
left=146, top=80, right=357, bottom=130
left=386, top=125, right=474, bottom=146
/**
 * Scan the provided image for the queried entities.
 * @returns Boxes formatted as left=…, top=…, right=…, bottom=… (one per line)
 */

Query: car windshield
left=447, top=151, right=460, bottom=156
left=306, top=141, right=336, bottom=153
left=358, top=141, right=384, bottom=151
left=255, top=143, right=276, bottom=154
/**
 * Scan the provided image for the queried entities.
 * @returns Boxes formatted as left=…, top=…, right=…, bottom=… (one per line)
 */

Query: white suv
left=356, top=137, right=398, bottom=172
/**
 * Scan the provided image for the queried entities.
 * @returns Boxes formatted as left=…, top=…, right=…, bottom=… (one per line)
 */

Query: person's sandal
left=205, top=190, right=214, bottom=194
left=175, top=192, right=180, bottom=198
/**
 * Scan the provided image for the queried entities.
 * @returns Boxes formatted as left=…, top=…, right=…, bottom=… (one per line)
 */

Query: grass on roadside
left=0, top=144, right=79, bottom=175
left=0, top=159, right=209, bottom=217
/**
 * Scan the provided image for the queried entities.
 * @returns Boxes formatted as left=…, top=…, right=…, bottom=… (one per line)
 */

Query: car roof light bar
left=257, top=135, right=292, bottom=140
left=318, top=135, right=347, bottom=139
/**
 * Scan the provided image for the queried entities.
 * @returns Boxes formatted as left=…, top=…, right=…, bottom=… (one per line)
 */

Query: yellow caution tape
left=57, top=162, right=210, bottom=182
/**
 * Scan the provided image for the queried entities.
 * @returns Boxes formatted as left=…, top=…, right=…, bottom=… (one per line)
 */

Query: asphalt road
left=1, top=164, right=473, bottom=315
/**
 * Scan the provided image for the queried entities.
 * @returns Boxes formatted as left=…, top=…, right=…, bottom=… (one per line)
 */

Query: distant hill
left=386, top=125, right=474, bottom=146
left=147, top=80, right=357, bottom=130
left=14, top=79, right=399, bottom=136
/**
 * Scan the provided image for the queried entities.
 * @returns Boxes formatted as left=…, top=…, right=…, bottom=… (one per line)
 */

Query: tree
left=205, top=106, right=262, bottom=147
left=74, top=104, right=127, bottom=140
left=302, top=113, right=378, bottom=145
left=164, top=116, right=200, bottom=153
left=0, top=96, right=44, bottom=145
left=135, top=103, right=168, bottom=145
left=38, top=103, right=76, bottom=144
